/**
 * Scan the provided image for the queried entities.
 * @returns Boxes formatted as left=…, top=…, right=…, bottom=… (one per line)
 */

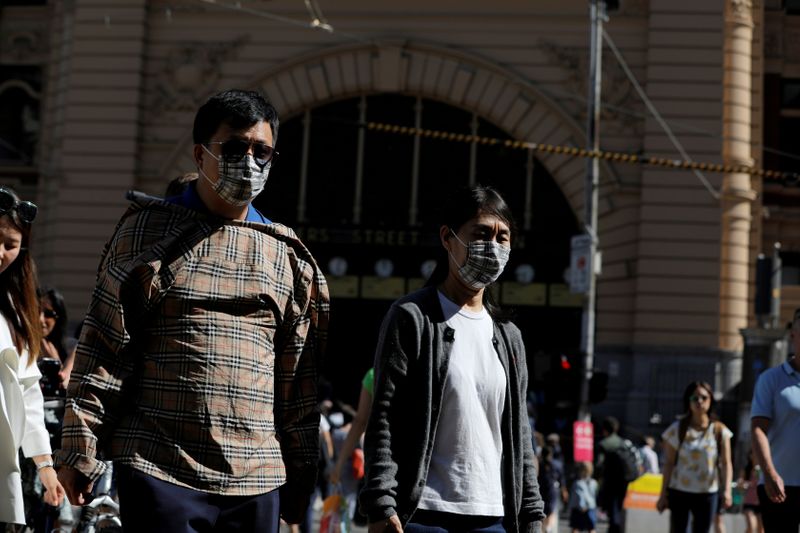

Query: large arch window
left=254, top=94, right=582, bottom=419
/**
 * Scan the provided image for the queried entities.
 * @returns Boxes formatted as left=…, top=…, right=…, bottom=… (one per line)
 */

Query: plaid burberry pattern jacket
left=56, top=194, right=329, bottom=497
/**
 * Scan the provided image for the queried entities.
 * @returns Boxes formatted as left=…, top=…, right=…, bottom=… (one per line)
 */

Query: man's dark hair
left=602, top=416, right=620, bottom=435
left=192, top=89, right=279, bottom=146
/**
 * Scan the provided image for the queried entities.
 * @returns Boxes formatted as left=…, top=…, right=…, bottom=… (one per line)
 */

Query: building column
left=720, top=0, right=757, bottom=352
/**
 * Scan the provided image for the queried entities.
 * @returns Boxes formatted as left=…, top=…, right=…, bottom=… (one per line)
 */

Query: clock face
left=420, top=259, right=437, bottom=279
left=375, top=258, right=394, bottom=278
left=328, top=257, right=348, bottom=277
left=515, top=264, right=535, bottom=284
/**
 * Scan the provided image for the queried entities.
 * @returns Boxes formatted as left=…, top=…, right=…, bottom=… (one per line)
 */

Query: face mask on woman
left=199, top=146, right=270, bottom=206
left=449, top=229, right=510, bottom=289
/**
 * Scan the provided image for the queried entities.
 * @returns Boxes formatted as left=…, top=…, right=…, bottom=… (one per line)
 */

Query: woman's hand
left=368, top=515, right=403, bottom=533
left=38, top=466, right=66, bottom=507
left=656, top=492, right=668, bottom=513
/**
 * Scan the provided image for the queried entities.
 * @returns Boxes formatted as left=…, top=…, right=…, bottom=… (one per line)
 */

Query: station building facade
left=1, top=0, right=788, bottom=437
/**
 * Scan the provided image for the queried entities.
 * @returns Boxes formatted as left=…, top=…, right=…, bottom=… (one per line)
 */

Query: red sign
left=573, top=421, right=594, bottom=463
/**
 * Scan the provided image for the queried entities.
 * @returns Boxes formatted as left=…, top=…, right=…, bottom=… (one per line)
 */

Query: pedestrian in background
left=568, top=461, right=598, bottom=533
left=595, top=416, right=641, bottom=533
left=639, top=435, right=660, bottom=474
left=0, top=187, right=65, bottom=528
left=750, top=307, right=800, bottom=532
left=360, top=185, right=545, bottom=533
left=57, top=89, right=329, bottom=531
left=538, top=445, right=566, bottom=533
left=738, top=448, right=764, bottom=533
left=38, top=287, right=71, bottom=389
left=657, top=381, right=733, bottom=533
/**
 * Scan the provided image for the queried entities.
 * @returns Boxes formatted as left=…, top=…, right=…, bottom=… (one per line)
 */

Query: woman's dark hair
left=424, top=185, right=516, bottom=321
left=0, top=188, right=41, bottom=365
left=681, top=380, right=717, bottom=416
left=38, top=285, right=69, bottom=361
left=192, top=89, right=280, bottom=146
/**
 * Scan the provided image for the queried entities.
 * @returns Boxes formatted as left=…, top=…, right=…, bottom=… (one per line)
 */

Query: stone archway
left=159, top=40, right=594, bottom=222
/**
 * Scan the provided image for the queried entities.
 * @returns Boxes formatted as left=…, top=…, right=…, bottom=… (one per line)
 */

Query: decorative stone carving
left=538, top=39, right=642, bottom=136
left=149, top=36, right=249, bottom=114
left=729, top=0, right=754, bottom=25
left=2, top=31, right=45, bottom=63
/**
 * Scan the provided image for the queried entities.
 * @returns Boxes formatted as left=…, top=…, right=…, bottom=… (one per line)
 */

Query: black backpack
left=611, top=438, right=644, bottom=482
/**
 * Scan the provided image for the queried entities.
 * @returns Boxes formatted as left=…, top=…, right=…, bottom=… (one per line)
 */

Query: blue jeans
left=404, top=509, right=506, bottom=533
left=667, top=488, right=718, bottom=533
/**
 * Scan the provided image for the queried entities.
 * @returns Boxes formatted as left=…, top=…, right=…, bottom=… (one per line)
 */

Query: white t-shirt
left=417, top=292, right=507, bottom=516
left=662, top=420, right=732, bottom=493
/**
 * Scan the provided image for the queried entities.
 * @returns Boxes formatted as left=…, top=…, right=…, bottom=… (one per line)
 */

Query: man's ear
left=439, top=225, right=452, bottom=249
left=193, top=144, right=205, bottom=169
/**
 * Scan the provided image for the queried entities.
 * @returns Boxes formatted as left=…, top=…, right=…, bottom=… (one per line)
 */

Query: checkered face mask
left=449, top=229, right=510, bottom=289
left=200, top=146, right=270, bottom=206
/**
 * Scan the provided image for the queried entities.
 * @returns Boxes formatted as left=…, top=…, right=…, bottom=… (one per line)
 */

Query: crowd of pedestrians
left=2, top=86, right=800, bottom=533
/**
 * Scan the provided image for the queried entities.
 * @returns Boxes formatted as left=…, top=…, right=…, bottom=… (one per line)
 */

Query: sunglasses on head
left=0, top=188, right=37, bottom=224
left=205, top=139, right=277, bottom=170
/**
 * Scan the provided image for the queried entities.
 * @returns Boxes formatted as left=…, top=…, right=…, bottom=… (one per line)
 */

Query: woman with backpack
left=656, top=381, right=733, bottom=533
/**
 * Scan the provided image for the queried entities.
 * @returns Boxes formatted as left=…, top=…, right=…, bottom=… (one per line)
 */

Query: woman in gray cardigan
left=360, top=185, right=545, bottom=533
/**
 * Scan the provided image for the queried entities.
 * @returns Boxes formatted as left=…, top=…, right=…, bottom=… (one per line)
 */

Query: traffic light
left=589, top=370, right=609, bottom=404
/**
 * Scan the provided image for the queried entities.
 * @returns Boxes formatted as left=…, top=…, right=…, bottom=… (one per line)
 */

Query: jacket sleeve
left=359, top=304, right=416, bottom=523
left=55, top=214, right=147, bottom=482
left=21, top=362, right=52, bottom=458
left=275, top=255, right=329, bottom=523
left=515, top=332, right=546, bottom=528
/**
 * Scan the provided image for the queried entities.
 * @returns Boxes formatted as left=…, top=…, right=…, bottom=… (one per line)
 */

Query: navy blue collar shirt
left=166, top=181, right=271, bottom=224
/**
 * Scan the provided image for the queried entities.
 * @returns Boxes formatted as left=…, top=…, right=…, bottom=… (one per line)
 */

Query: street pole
left=578, top=0, right=604, bottom=423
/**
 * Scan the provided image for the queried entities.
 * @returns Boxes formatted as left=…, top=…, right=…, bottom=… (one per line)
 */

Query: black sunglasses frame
left=205, top=140, right=278, bottom=170
left=0, top=188, right=37, bottom=223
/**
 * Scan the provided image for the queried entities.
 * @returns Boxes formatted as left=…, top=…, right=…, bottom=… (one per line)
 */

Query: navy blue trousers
left=116, top=465, right=280, bottom=533
left=757, top=485, right=800, bottom=533
left=404, top=509, right=506, bottom=533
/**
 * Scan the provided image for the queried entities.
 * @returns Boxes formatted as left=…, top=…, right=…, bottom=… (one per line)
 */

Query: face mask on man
left=449, top=229, right=511, bottom=289
left=199, top=145, right=270, bottom=206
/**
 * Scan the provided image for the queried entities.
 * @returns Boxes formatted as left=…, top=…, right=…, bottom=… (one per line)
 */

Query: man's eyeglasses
left=690, top=394, right=710, bottom=403
left=0, top=188, right=37, bottom=223
left=205, top=139, right=278, bottom=170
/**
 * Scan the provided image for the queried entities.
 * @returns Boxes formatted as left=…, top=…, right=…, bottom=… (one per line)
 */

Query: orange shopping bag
left=319, top=492, right=350, bottom=533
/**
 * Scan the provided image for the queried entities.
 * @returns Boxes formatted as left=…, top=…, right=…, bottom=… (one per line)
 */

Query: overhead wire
left=602, top=29, right=720, bottom=200
left=190, top=0, right=800, bottom=174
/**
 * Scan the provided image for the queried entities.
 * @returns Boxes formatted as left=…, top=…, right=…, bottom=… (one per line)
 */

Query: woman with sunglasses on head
left=360, top=185, right=545, bottom=533
left=656, top=381, right=733, bottom=533
left=0, top=187, right=65, bottom=528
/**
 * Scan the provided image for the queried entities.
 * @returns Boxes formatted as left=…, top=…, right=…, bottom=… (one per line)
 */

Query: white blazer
left=0, top=312, right=51, bottom=525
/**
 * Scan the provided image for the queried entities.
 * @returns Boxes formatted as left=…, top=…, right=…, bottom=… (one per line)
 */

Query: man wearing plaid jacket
left=56, top=89, right=329, bottom=532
